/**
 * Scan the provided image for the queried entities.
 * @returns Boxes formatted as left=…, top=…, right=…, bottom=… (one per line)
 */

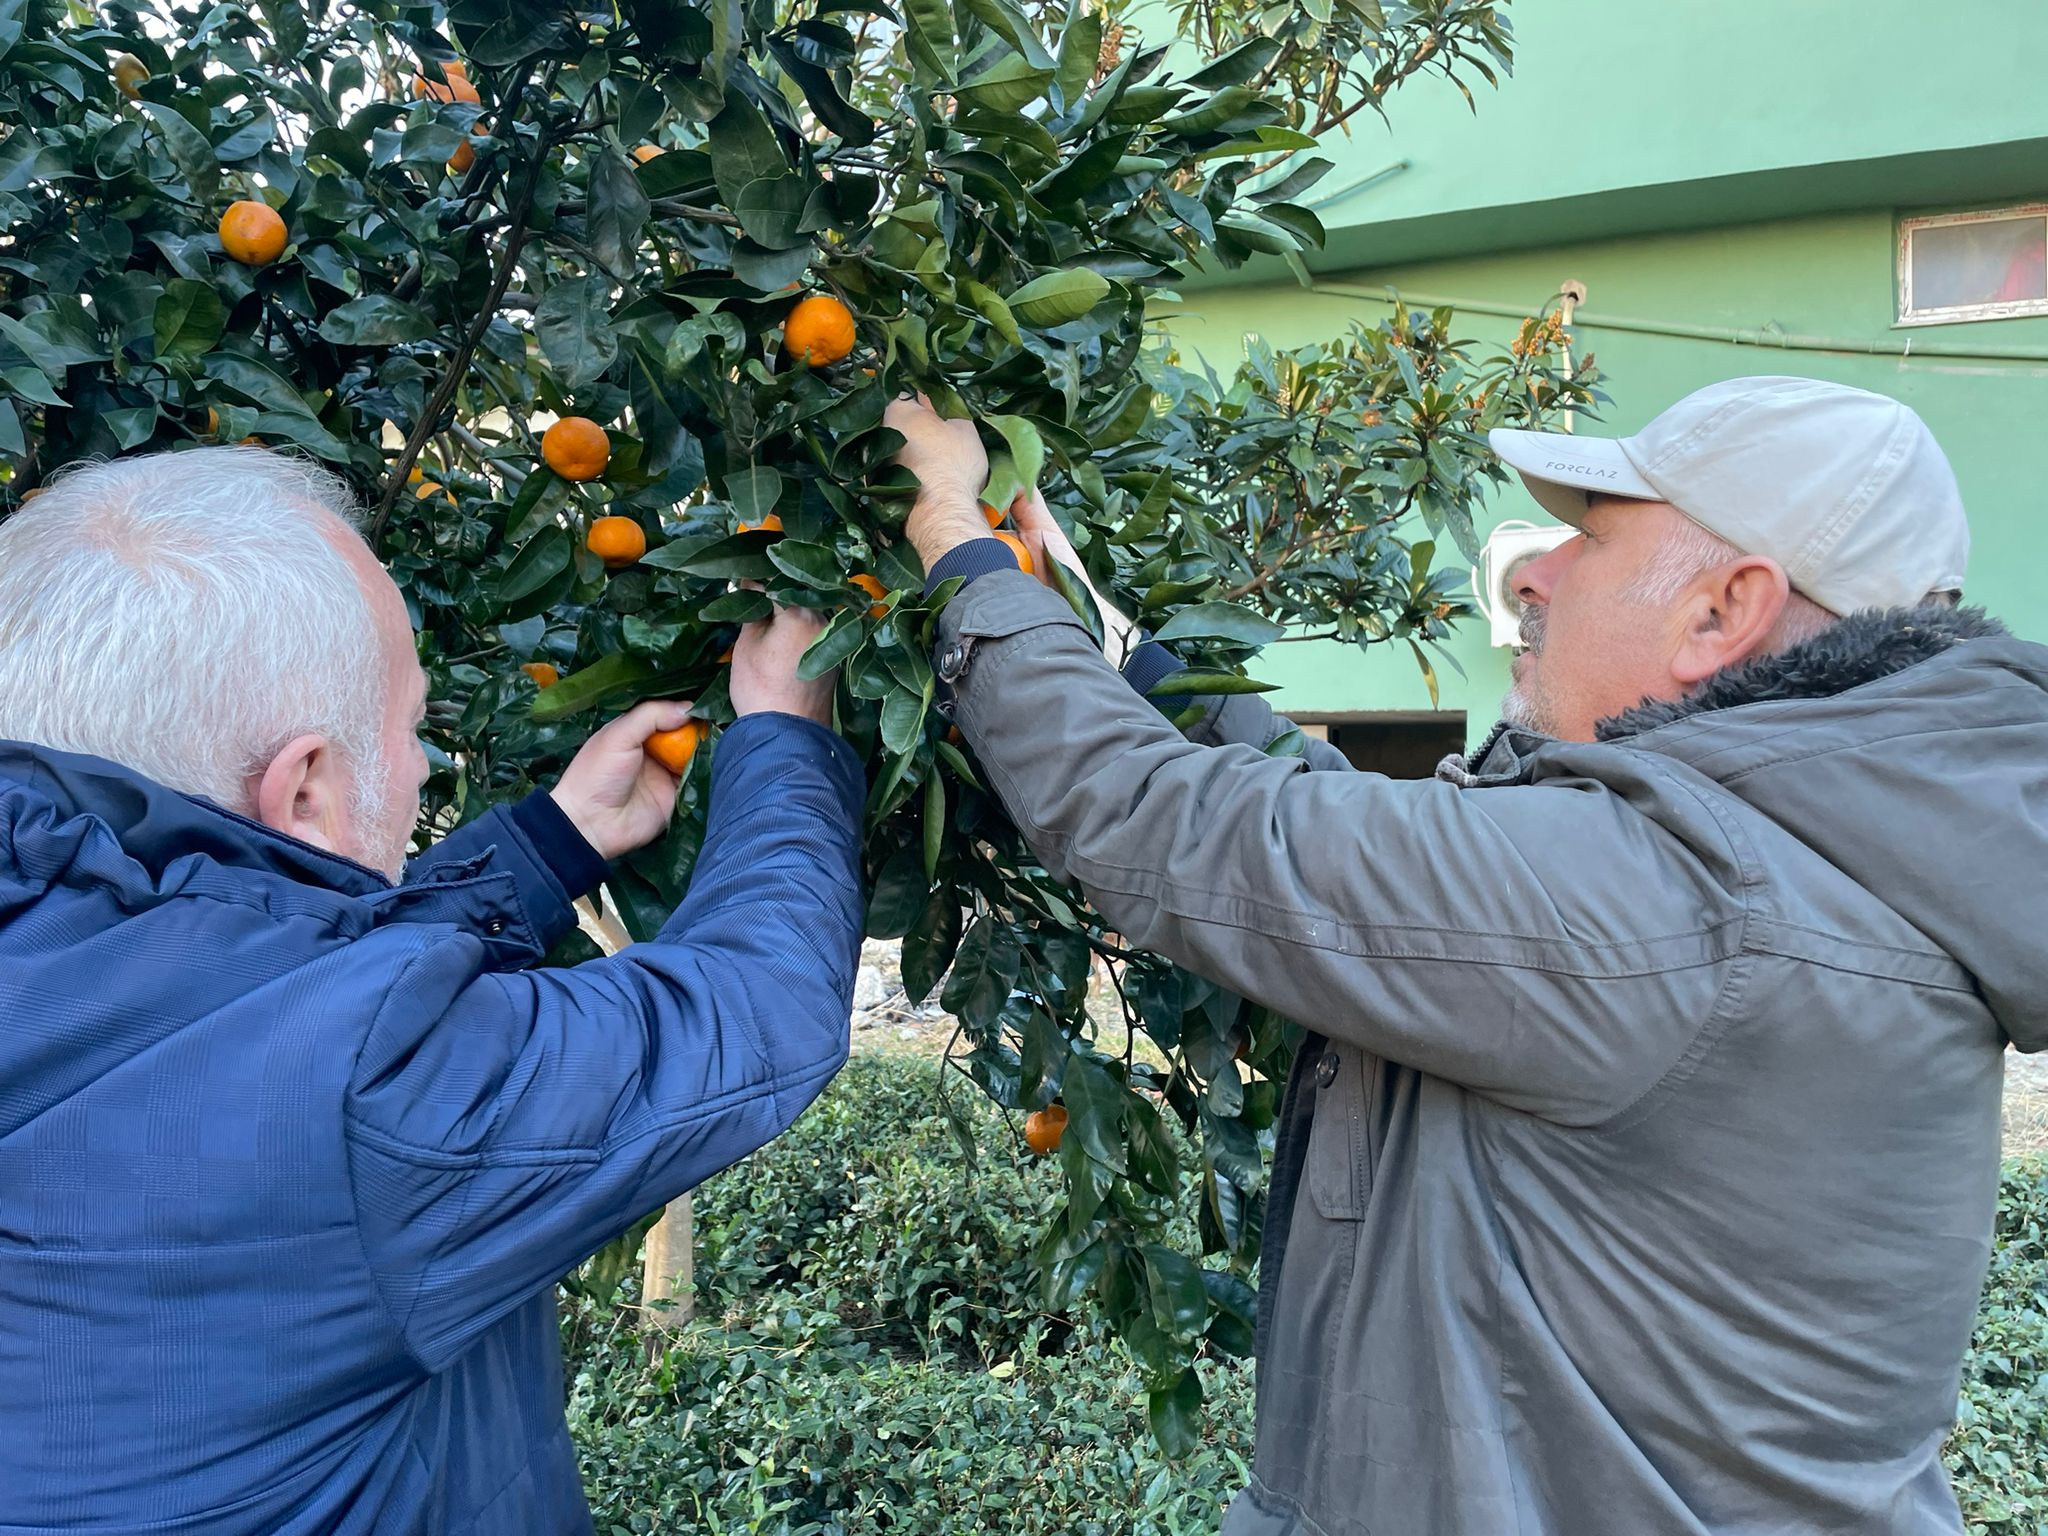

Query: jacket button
left=1314, top=1050, right=1340, bottom=1089
left=486, top=919, right=505, bottom=935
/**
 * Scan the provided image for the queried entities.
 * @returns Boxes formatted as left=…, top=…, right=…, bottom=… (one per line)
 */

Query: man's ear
left=1671, top=557, right=1791, bottom=686
left=250, top=733, right=351, bottom=856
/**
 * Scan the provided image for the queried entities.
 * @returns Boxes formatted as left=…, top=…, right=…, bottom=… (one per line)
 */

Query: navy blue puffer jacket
left=0, top=712, right=864, bottom=1534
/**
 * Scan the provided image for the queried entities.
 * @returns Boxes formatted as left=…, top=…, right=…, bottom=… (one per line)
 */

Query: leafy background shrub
left=565, top=1055, right=2048, bottom=1534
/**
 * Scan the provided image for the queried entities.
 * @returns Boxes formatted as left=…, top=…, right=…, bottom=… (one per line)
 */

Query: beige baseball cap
left=1488, top=376, right=1970, bottom=615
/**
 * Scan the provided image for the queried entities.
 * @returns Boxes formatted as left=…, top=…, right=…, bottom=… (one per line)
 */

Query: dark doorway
left=1292, top=711, right=1469, bottom=778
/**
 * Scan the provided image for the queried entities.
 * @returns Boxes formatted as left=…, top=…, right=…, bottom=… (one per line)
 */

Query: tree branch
left=371, top=126, right=555, bottom=539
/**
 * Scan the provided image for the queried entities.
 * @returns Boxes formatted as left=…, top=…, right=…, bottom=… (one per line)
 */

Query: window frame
left=1896, top=203, right=2048, bottom=327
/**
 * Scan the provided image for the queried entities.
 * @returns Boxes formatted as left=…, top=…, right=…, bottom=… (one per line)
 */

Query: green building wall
left=1164, top=211, right=2048, bottom=724
left=1144, top=0, right=2048, bottom=729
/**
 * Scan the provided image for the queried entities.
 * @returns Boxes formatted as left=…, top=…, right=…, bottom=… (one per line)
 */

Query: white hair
left=1618, top=513, right=1840, bottom=651
left=0, top=448, right=389, bottom=817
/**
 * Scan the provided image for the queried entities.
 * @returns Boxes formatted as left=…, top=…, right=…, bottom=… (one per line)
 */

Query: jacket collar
left=1594, top=602, right=2006, bottom=740
left=0, top=739, right=392, bottom=896
left=1438, top=603, right=2007, bottom=787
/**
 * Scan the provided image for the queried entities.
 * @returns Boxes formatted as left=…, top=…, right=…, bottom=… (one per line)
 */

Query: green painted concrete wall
left=1189, top=0, right=2048, bottom=273
left=1161, top=209, right=2048, bottom=725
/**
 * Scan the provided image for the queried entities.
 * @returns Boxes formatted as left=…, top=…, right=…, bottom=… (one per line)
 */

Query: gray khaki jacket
left=933, top=571, right=2046, bottom=1536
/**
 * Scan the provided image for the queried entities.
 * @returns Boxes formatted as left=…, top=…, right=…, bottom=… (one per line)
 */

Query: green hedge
left=566, top=1058, right=2048, bottom=1534
left=686, top=1055, right=1057, bottom=1363
left=1954, top=1155, right=2048, bottom=1535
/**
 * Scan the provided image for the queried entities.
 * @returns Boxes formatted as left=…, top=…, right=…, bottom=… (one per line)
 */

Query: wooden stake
left=575, top=897, right=694, bottom=1328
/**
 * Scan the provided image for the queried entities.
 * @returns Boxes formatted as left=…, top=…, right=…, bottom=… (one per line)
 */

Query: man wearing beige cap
left=885, top=375, right=2047, bottom=1535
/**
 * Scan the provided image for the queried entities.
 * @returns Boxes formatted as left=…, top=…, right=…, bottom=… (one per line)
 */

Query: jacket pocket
left=1306, top=1044, right=1372, bottom=1220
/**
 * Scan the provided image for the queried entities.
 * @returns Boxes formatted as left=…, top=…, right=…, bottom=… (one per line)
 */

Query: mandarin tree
left=0, top=0, right=1594, bottom=1448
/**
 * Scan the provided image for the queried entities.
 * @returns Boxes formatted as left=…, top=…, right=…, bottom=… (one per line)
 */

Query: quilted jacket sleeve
left=343, top=712, right=865, bottom=1369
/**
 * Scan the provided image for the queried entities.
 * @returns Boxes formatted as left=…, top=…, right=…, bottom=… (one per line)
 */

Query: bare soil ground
left=847, top=941, right=2048, bottom=1157
left=2005, top=1047, right=2048, bottom=1157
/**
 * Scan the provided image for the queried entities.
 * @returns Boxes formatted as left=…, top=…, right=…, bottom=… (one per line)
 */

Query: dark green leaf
left=1061, top=1053, right=1126, bottom=1172
left=725, top=465, right=784, bottom=523
left=865, top=843, right=930, bottom=939
left=530, top=653, right=669, bottom=722
left=1251, top=154, right=1335, bottom=204
left=765, top=538, right=841, bottom=588
left=1053, top=8, right=1103, bottom=107
left=1142, top=1243, right=1209, bottom=1337
left=152, top=279, right=224, bottom=359
left=900, top=0, right=955, bottom=79
left=1029, top=130, right=1135, bottom=209
left=962, top=0, right=1053, bottom=69
left=900, top=885, right=963, bottom=1004
left=317, top=293, right=434, bottom=346
left=1150, top=601, right=1285, bottom=647
left=1146, top=670, right=1278, bottom=697
left=1020, top=1005, right=1068, bottom=1106
left=922, top=769, right=945, bottom=881
left=497, top=526, right=571, bottom=603
left=957, top=54, right=1053, bottom=113
left=941, top=915, right=1020, bottom=1029
left=797, top=607, right=865, bottom=680
left=1007, top=268, right=1111, bottom=328
left=586, top=146, right=652, bottom=275
left=880, top=684, right=928, bottom=754
left=1148, top=1367, right=1204, bottom=1458
left=140, top=102, right=220, bottom=204
left=707, top=91, right=790, bottom=207
left=696, top=587, right=772, bottom=623
left=535, top=276, right=618, bottom=389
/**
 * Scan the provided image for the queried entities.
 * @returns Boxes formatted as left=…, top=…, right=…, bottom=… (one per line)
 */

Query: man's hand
left=732, top=600, right=836, bottom=724
left=1006, top=486, right=1139, bottom=665
left=551, top=699, right=695, bottom=862
left=886, top=395, right=990, bottom=568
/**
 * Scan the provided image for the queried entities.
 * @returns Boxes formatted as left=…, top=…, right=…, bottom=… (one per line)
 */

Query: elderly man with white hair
left=886, top=376, right=2048, bottom=1536
left=0, top=448, right=865, bottom=1535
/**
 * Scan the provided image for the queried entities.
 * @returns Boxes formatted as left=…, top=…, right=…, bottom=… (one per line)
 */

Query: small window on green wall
left=1898, top=205, right=2048, bottom=326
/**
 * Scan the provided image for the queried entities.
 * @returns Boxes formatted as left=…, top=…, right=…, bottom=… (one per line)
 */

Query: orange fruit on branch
left=413, top=60, right=480, bottom=104
left=992, top=530, right=1034, bottom=576
left=447, top=133, right=480, bottom=174
left=645, top=720, right=704, bottom=776
left=849, top=572, right=890, bottom=618
left=782, top=294, right=857, bottom=367
left=981, top=501, right=1006, bottom=528
left=110, top=52, right=149, bottom=100
left=542, top=416, right=611, bottom=481
left=586, top=515, right=646, bottom=568
left=521, top=662, right=559, bottom=688
left=632, top=144, right=663, bottom=163
left=1023, top=1105, right=1067, bottom=1156
left=737, top=512, right=783, bottom=534
left=219, top=200, right=287, bottom=266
